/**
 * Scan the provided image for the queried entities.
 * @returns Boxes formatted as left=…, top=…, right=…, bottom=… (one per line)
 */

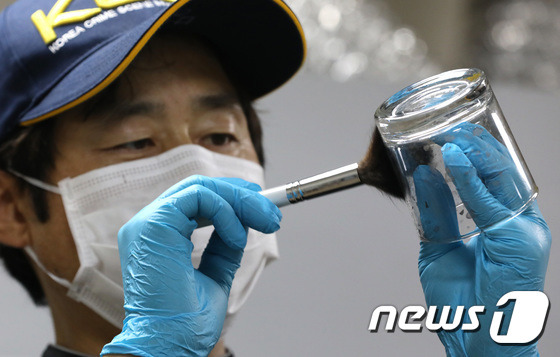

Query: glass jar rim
left=375, top=68, right=491, bottom=144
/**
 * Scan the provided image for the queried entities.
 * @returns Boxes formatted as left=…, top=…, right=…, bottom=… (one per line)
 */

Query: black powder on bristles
left=357, top=128, right=406, bottom=199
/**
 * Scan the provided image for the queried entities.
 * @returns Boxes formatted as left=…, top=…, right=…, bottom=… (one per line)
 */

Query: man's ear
left=0, top=170, right=31, bottom=248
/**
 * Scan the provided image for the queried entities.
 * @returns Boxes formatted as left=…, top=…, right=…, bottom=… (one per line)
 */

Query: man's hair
left=0, top=119, right=56, bottom=305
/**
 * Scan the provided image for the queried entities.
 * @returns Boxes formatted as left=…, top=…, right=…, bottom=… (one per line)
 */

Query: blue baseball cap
left=0, top=0, right=306, bottom=139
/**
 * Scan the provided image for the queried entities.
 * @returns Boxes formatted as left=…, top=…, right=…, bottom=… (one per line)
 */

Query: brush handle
left=261, top=162, right=362, bottom=206
left=196, top=163, right=362, bottom=228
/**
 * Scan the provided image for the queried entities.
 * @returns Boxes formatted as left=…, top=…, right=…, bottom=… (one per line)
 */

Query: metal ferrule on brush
left=260, top=163, right=362, bottom=206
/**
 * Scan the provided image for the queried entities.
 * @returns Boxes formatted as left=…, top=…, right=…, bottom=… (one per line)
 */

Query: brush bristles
left=357, top=128, right=406, bottom=199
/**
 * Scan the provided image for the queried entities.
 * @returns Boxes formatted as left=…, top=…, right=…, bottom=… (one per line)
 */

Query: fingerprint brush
left=260, top=128, right=405, bottom=207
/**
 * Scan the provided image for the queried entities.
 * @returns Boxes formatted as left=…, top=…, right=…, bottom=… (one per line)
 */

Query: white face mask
left=19, top=144, right=279, bottom=334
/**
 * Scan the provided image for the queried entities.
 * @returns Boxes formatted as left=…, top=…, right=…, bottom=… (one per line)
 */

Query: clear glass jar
left=375, top=68, right=537, bottom=241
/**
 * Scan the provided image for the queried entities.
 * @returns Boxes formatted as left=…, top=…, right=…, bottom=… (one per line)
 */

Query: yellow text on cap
left=31, top=0, right=176, bottom=44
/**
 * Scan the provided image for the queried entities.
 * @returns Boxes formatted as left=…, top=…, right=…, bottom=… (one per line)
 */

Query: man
left=0, top=0, right=303, bottom=356
left=0, top=0, right=550, bottom=356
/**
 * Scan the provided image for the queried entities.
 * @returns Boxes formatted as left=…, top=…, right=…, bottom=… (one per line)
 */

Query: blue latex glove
left=415, top=123, right=551, bottom=356
left=100, top=175, right=282, bottom=357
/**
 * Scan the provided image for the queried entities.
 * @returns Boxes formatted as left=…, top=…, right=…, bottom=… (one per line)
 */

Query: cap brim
left=22, top=0, right=305, bottom=126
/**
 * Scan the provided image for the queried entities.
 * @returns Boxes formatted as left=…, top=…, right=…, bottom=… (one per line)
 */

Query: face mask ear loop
left=7, top=170, right=61, bottom=195
left=23, top=246, right=72, bottom=289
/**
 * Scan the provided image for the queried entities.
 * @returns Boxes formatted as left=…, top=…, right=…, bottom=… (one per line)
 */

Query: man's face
left=25, top=33, right=259, bottom=286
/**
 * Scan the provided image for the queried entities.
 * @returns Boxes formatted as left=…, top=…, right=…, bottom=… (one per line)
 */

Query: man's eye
left=112, top=138, right=155, bottom=151
left=204, top=133, right=238, bottom=146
